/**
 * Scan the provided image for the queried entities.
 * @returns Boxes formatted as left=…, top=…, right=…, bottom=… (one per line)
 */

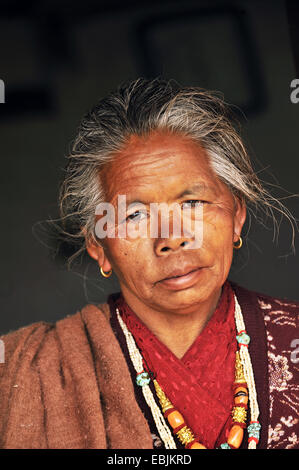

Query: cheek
left=203, top=207, right=234, bottom=245
left=202, top=208, right=235, bottom=279
left=105, top=237, right=152, bottom=280
left=106, top=240, right=131, bottom=268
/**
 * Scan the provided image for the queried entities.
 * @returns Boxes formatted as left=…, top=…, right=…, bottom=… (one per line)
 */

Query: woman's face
left=87, top=131, right=246, bottom=315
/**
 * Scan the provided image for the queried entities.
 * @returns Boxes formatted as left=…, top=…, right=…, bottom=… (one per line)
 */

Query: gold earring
left=233, top=236, right=243, bottom=250
left=100, top=266, right=112, bottom=278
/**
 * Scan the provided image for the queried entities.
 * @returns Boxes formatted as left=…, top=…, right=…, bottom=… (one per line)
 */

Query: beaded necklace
left=116, top=294, right=261, bottom=449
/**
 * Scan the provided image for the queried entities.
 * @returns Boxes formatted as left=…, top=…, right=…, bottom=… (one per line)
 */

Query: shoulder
left=232, top=281, right=299, bottom=363
left=0, top=302, right=110, bottom=376
left=252, top=289, right=299, bottom=316
left=0, top=321, right=54, bottom=376
left=0, top=302, right=112, bottom=448
left=231, top=281, right=298, bottom=350
left=230, top=281, right=299, bottom=320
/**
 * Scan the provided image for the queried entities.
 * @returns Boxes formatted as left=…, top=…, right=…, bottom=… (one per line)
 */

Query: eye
left=181, top=200, right=205, bottom=209
left=126, top=210, right=147, bottom=222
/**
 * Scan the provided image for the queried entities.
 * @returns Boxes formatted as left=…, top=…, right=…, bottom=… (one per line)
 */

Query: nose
left=154, top=237, right=192, bottom=256
left=153, top=209, right=196, bottom=256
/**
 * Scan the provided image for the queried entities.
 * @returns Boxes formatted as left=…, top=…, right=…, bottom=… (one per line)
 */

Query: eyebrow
left=176, top=182, right=214, bottom=199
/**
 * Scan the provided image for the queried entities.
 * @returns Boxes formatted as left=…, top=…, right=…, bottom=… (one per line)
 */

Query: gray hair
left=54, top=78, right=296, bottom=267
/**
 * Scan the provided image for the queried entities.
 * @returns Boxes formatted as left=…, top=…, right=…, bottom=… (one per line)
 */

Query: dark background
left=0, top=0, right=298, bottom=335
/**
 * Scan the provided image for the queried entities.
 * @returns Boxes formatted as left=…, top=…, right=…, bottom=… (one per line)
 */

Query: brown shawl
left=0, top=303, right=153, bottom=448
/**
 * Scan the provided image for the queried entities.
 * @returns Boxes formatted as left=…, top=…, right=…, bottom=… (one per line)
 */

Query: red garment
left=115, top=281, right=238, bottom=448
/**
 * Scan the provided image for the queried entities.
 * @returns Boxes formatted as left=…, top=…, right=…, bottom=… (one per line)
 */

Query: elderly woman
left=0, top=79, right=298, bottom=450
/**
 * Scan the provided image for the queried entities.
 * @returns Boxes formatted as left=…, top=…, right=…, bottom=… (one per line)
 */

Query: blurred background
left=0, top=0, right=298, bottom=334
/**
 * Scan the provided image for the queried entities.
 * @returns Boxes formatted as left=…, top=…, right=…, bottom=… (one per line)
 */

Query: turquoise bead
left=219, top=443, right=231, bottom=449
left=247, top=422, right=261, bottom=439
left=136, top=372, right=151, bottom=386
left=236, top=331, right=250, bottom=345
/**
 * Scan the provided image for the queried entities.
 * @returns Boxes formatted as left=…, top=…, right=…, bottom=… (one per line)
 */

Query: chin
left=157, top=285, right=214, bottom=313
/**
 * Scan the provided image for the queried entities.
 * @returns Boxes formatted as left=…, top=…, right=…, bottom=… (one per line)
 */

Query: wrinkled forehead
left=99, top=131, right=230, bottom=204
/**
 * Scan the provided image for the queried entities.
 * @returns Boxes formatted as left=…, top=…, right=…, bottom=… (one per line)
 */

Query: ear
left=233, top=196, right=247, bottom=243
left=84, top=230, right=112, bottom=273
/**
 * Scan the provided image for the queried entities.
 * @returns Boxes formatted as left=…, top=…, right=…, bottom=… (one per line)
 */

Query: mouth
left=157, top=266, right=204, bottom=291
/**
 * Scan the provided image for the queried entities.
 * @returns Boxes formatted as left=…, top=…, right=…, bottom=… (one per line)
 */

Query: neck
left=120, top=287, right=222, bottom=359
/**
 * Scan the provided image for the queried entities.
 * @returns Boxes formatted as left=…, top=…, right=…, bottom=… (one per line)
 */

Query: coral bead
left=234, top=386, right=248, bottom=405
left=227, top=425, right=244, bottom=449
left=167, top=410, right=185, bottom=429
left=190, top=442, right=207, bottom=449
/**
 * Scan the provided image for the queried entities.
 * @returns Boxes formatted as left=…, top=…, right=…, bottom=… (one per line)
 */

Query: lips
left=161, top=266, right=200, bottom=281
left=158, top=265, right=204, bottom=291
